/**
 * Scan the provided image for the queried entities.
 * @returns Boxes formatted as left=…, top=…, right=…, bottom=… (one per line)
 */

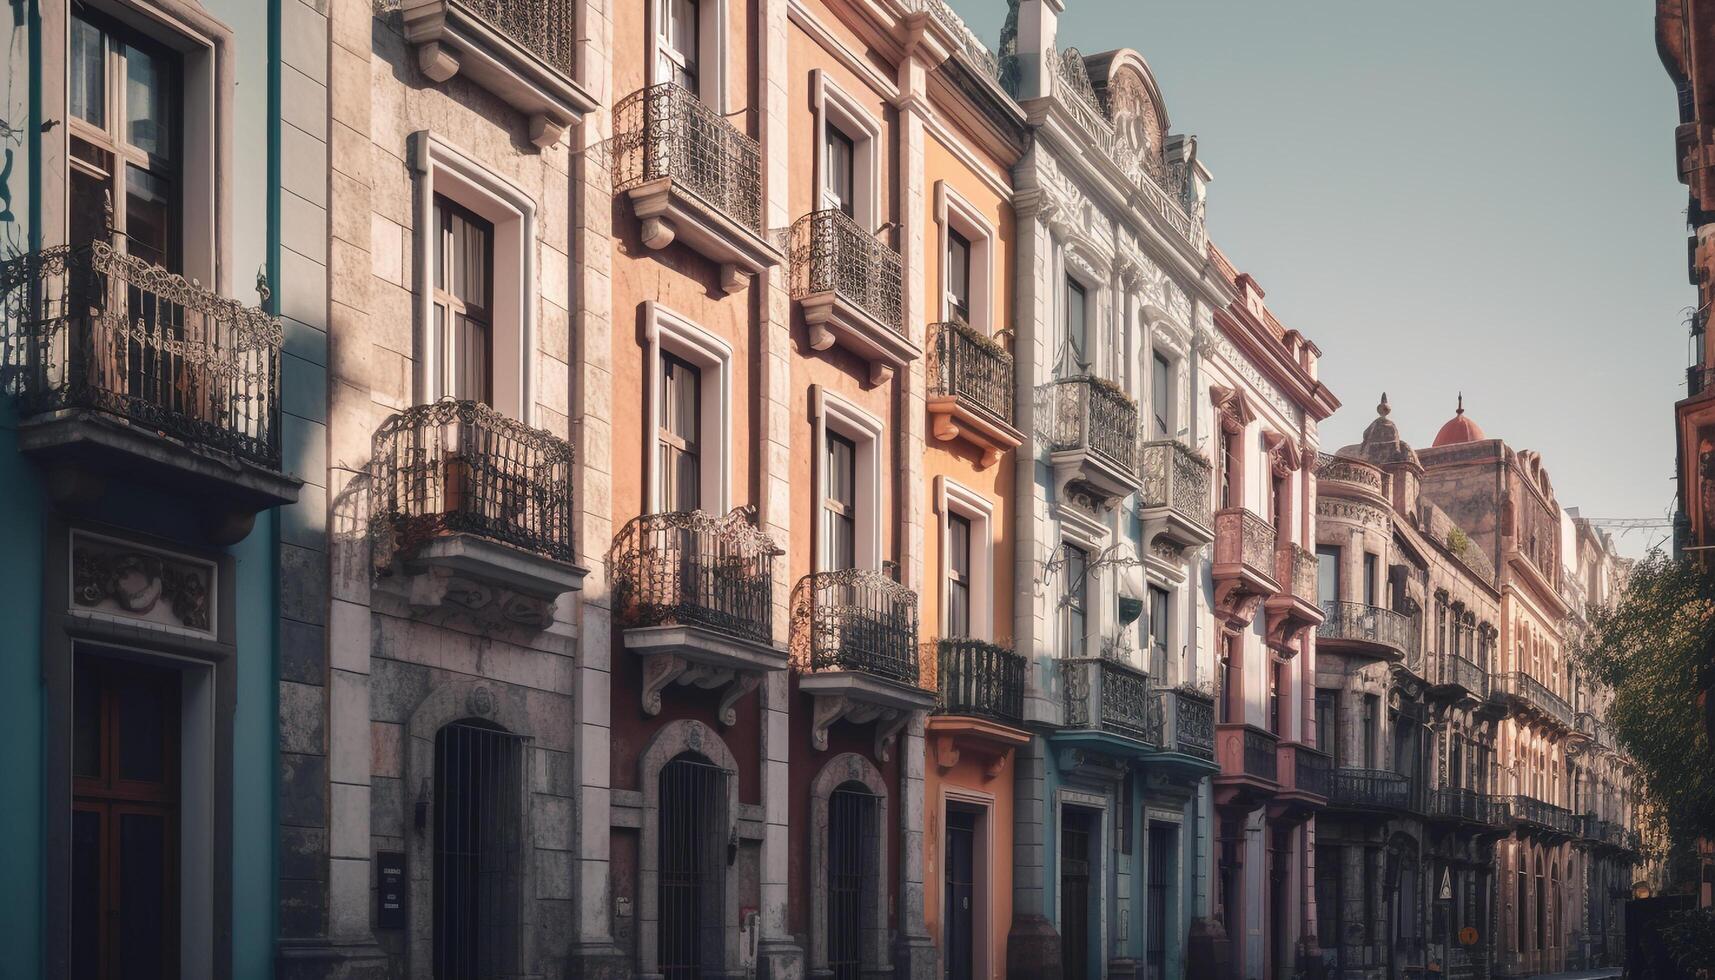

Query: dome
left=1432, top=394, right=1486, bottom=447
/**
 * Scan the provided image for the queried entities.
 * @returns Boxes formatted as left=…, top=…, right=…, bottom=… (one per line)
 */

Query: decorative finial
left=1377, top=392, right=1390, bottom=418
left=1456, top=391, right=1464, bottom=416
left=255, top=265, right=272, bottom=305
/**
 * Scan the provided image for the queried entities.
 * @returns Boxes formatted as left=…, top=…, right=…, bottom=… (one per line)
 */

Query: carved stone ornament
left=639, top=652, right=762, bottom=727
left=466, top=686, right=496, bottom=718
left=73, top=542, right=213, bottom=632
left=808, top=694, right=918, bottom=762
left=405, top=565, right=558, bottom=630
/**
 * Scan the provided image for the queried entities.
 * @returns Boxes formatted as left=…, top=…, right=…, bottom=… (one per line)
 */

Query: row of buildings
left=0, top=0, right=1644, bottom=977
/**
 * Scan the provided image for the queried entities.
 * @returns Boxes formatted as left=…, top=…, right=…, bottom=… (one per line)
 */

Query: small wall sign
left=1458, top=926, right=1479, bottom=946
left=377, top=851, right=407, bottom=929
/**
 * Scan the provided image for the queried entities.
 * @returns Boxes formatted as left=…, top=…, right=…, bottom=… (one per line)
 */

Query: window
left=1270, top=471, right=1288, bottom=537
left=657, top=354, right=702, bottom=512
left=1064, top=277, right=1088, bottom=371
left=1316, top=545, right=1341, bottom=606
left=434, top=196, right=495, bottom=405
left=824, top=433, right=857, bottom=572
left=656, top=0, right=699, bottom=90
left=947, top=514, right=972, bottom=638
left=1219, top=634, right=1238, bottom=724
left=1148, top=586, right=1170, bottom=679
left=1151, top=351, right=1172, bottom=439
left=1517, top=868, right=1528, bottom=948
left=1060, top=543, right=1089, bottom=657
left=1268, top=661, right=1284, bottom=735
left=947, top=228, right=972, bottom=324
left=1315, top=846, right=1339, bottom=952
left=69, top=13, right=181, bottom=269
left=1315, top=689, right=1339, bottom=762
left=1362, top=553, right=1379, bottom=607
left=1221, top=430, right=1240, bottom=509
left=824, top=125, right=855, bottom=217
left=1361, top=694, right=1378, bottom=770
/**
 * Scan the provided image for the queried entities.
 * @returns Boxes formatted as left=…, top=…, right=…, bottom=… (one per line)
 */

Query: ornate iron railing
left=1511, top=795, right=1577, bottom=834
left=928, top=321, right=1013, bottom=426
left=1499, top=672, right=1575, bottom=730
left=1149, top=685, right=1215, bottom=760
left=1048, top=375, right=1139, bottom=473
left=793, top=569, right=919, bottom=684
left=1214, top=508, right=1275, bottom=579
left=1216, top=724, right=1278, bottom=782
left=1328, top=768, right=1411, bottom=810
left=1061, top=657, right=1153, bottom=742
left=610, top=82, right=764, bottom=236
left=453, top=0, right=575, bottom=78
left=371, top=399, right=575, bottom=564
left=1440, top=654, right=1489, bottom=698
left=1291, top=743, right=1333, bottom=798
left=1283, top=543, right=1318, bottom=605
left=609, top=508, right=779, bottom=646
left=1429, top=788, right=1509, bottom=826
left=1, top=242, right=282, bottom=467
left=1317, top=600, right=1413, bottom=657
left=1138, top=440, right=1213, bottom=530
left=1241, top=726, right=1279, bottom=781
left=934, top=637, right=1024, bottom=725
left=789, top=209, right=904, bottom=335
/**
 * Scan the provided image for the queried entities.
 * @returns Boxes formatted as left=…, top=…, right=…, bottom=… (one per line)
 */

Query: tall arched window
left=1534, top=858, right=1546, bottom=952
left=1549, top=862, right=1561, bottom=949
left=659, top=752, right=731, bottom=978
left=828, top=782, right=882, bottom=980
left=434, top=718, right=524, bottom=979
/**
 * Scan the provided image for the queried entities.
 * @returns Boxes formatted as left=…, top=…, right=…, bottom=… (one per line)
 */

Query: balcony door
left=946, top=229, right=972, bottom=324
left=944, top=808, right=977, bottom=980
left=823, top=126, right=856, bottom=218
left=1316, top=545, right=1341, bottom=608
left=1151, top=351, right=1172, bottom=439
left=947, top=514, right=972, bottom=638
left=1063, top=277, right=1088, bottom=374
left=823, top=432, right=857, bottom=572
left=1060, top=810, right=1095, bottom=980
left=655, top=0, right=699, bottom=91
left=657, top=353, right=702, bottom=513
left=433, top=195, right=494, bottom=407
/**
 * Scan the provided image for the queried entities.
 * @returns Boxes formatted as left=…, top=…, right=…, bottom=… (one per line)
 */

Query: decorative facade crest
left=72, top=537, right=214, bottom=633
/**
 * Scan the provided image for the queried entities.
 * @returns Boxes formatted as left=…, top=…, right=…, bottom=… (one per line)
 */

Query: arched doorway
left=658, top=752, right=730, bottom=978
left=433, top=718, right=524, bottom=979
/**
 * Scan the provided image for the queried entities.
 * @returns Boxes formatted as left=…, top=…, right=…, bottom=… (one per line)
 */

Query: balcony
left=1211, top=508, right=1278, bottom=628
left=1270, top=742, right=1331, bottom=825
left=1214, top=723, right=1279, bottom=812
left=1137, top=439, right=1214, bottom=553
left=1316, top=600, right=1413, bottom=662
left=1061, top=656, right=1154, bottom=745
left=926, top=321, right=1020, bottom=469
left=2, top=243, right=299, bottom=542
left=1264, top=543, right=1323, bottom=653
left=793, top=568, right=933, bottom=760
left=1511, top=795, right=1577, bottom=838
left=1429, top=653, right=1489, bottom=704
left=790, top=209, right=914, bottom=386
left=371, top=399, right=582, bottom=627
left=1045, top=375, right=1141, bottom=508
left=1573, top=710, right=1598, bottom=744
left=1326, top=767, right=1412, bottom=814
left=399, top=0, right=595, bottom=148
left=611, top=83, right=780, bottom=291
left=927, top=638, right=1029, bottom=777
left=1148, top=684, right=1216, bottom=762
left=1428, top=788, right=1510, bottom=831
left=1498, top=672, right=1575, bottom=731
left=611, top=508, right=785, bottom=725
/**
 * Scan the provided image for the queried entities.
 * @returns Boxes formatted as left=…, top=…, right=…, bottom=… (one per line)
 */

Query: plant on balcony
left=1447, top=526, right=1470, bottom=556
left=1571, top=552, right=1715, bottom=851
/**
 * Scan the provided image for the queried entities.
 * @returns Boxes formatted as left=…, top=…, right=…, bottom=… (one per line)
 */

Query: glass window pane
left=1152, top=352, right=1171, bottom=437
left=825, top=128, right=854, bottom=215
left=947, top=231, right=970, bottom=319
left=125, top=42, right=173, bottom=163
left=118, top=812, right=169, bottom=980
left=117, top=676, right=168, bottom=784
left=124, top=164, right=173, bottom=270
left=452, top=314, right=490, bottom=404
left=74, top=671, right=102, bottom=779
left=71, top=17, right=106, bottom=127
left=72, top=808, right=103, bottom=976
left=1316, top=545, right=1340, bottom=606
left=1066, top=279, right=1086, bottom=364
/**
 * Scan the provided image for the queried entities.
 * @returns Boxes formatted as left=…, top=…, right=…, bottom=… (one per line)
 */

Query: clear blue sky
left=950, top=0, right=1690, bottom=555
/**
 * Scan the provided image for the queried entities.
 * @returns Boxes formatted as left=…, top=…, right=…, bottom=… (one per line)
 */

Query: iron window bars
left=610, top=507, right=782, bottom=647
left=371, top=398, right=575, bottom=567
left=789, top=209, right=905, bottom=336
left=1, top=241, right=283, bottom=468
left=927, top=320, right=1014, bottom=427
left=611, top=82, right=766, bottom=237
left=827, top=784, right=882, bottom=980
left=433, top=719, right=525, bottom=980
left=793, top=568, right=921, bottom=684
left=659, top=754, right=733, bottom=979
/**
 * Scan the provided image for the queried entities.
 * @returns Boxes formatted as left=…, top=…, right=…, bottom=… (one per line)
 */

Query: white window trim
left=1056, top=241, right=1109, bottom=378
left=1056, top=509, right=1108, bottom=659
left=933, top=181, right=995, bottom=333
left=409, top=130, right=538, bottom=424
left=936, top=476, right=995, bottom=640
left=811, top=69, right=882, bottom=231
left=645, top=0, right=728, bottom=109
left=812, top=385, right=884, bottom=572
left=644, top=301, right=733, bottom=515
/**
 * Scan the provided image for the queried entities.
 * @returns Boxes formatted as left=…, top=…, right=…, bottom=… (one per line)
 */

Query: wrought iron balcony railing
left=1429, top=788, right=1509, bottom=827
left=450, top=0, right=574, bottom=78
left=372, top=399, right=575, bottom=564
left=610, top=508, right=779, bottom=646
left=789, top=208, right=903, bottom=334
left=1214, top=508, right=1276, bottom=579
left=933, top=637, right=1025, bottom=726
left=794, top=568, right=920, bottom=684
left=1437, top=653, right=1489, bottom=699
left=1138, top=439, right=1214, bottom=531
left=1148, top=684, right=1215, bottom=760
left=1328, top=768, right=1411, bottom=810
left=1062, top=656, right=1153, bottom=742
left=1, top=242, right=282, bottom=468
left=1048, top=375, right=1139, bottom=474
left=1283, top=543, right=1318, bottom=606
left=1286, top=742, right=1333, bottom=798
left=1511, top=794, right=1577, bottom=835
left=611, top=82, right=764, bottom=237
left=928, top=321, right=1013, bottom=427
left=1498, top=672, right=1575, bottom=730
left=1217, top=724, right=1279, bottom=782
left=1317, top=600, right=1413, bottom=658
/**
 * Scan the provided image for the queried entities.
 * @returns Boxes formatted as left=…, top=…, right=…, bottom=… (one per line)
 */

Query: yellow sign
left=1458, top=927, right=1479, bottom=946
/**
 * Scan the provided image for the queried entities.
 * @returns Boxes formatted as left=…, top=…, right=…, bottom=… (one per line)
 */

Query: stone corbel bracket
left=799, top=670, right=938, bottom=762
left=639, top=652, right=763, bottom=727
left=621, top=623, right=788, bottom=725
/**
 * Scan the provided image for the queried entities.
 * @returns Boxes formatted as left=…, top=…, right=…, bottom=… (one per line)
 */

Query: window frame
left=647, top=0, right=727, bottom=106
left=812, top=386, right=884, bottom=573
left=933, top=182, right=996, bottom=333
left=937, top=478, right=995, bottom=641
left=432, top=193, right=497, bottom=406
left=644, top=302, right=734, bottom=515
left=811, top=71, right=881, bottom=231
left=1150, top=350, right=1174, bottom=439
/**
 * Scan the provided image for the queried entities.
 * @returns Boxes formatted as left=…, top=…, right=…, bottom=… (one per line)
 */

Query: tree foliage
left=1572, top=551, right=1715, bottom=846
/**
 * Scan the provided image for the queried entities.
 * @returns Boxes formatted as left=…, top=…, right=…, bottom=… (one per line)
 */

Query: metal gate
left=433, top=719, right=524, bottom=980
left=1146, top=825, right=1174, bottom=980
left=829, top=785, right=881, bottom=980
left=945, top=809, right=976, bottom=980
left=1061, top=812, right=1093, bottom=980
left=659, top=755, right=732, bottom=979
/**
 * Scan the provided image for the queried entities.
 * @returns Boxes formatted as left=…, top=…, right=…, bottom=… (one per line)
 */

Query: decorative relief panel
left=70, top=532, right=216, bottom=635
left=1195, top=327, right=1302, bottom=427
left=1315, top=498, right=1391, bottom=533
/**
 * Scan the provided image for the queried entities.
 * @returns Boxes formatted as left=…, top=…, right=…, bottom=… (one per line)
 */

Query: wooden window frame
left=433, top=193, right=496, bottom=406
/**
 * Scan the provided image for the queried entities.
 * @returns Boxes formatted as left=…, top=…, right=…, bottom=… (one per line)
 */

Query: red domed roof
left=1432, top=395, right=1486, bottom=447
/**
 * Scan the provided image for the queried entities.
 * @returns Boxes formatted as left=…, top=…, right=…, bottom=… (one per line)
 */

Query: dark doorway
left=433, top=719, right=523, bottom=980
left=71, top=653, right=181, bottom=980
left=660, top=754, right=730, bottom=979
left=1269, top=827, right=1290, bottom=980
left=1146, top=824, right=1176, bottom=980
left=828, top=784, right=880, bottom=980
left=945, top=808, right=977, bottom=980
left=1061, top=809, right=1095, bottom=980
